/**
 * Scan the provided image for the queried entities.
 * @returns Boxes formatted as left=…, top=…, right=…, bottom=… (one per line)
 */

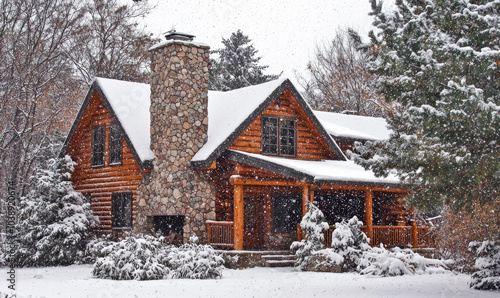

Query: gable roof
left=62, top=77, right=392, bottom=178
left=191, top=78, right=347, bottom=168
left=61, top=78, right=154, bottom=168
left=314, top=111, right=391, bottom=141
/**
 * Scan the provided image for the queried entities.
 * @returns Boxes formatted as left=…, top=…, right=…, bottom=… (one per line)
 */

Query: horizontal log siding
left=228, top=90, right=337, bottom=160
left=65, top=91, right=144, bottom=234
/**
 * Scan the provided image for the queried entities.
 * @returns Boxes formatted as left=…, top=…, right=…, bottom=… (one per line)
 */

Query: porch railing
left=297, top=223, right=433, bottom=248
left=206, top=220, right=234, bottom=249
left=369, top=226, right=411, bottom=247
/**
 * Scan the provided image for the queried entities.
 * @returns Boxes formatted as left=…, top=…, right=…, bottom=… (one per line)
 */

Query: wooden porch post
left=233, top=184, right=244, bottom=250
left=411, top=220, right=418, bottom=248
left=364, top=189, right=373, bottom=246
left=302, top=185, right=309, bottom=216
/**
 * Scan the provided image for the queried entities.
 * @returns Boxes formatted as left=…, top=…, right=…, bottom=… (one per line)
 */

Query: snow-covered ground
left=1, top=265, right=499, bottom=298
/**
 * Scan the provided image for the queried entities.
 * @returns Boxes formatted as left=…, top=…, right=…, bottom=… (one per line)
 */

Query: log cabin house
left=62, top=32, right=432, bottom=251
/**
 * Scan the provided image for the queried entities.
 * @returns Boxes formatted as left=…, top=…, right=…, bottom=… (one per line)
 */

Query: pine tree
left=353, top=0, right=500, bottom=212
left=290, top=202, right=329, bottom=269
left=209, top=30, right=282, bottom=91
left=13, top=156, right=98, bottom=267
left=330, top=216, right=371, bottom=272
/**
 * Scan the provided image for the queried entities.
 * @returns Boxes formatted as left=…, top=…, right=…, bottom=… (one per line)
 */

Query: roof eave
left=223, top=150, right=315, bottom=183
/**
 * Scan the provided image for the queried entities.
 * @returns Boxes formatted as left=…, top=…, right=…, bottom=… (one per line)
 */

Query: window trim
left=108, top=122, right=123, bottom=166
left=111, top=192, right=133, bottom=230
left=91, top=124, right=105, bottom=168
left=261, top=115, right=297, bottom=157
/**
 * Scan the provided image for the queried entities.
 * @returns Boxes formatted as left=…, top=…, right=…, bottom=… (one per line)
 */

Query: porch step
left=262, top=254, right=296, bottom=267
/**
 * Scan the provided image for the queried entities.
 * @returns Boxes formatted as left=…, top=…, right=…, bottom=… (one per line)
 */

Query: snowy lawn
left=1, top=265, right=499, bottom=298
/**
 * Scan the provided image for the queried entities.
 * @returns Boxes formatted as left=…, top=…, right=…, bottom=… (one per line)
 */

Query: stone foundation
left=135, top=40, right=215, bottom=243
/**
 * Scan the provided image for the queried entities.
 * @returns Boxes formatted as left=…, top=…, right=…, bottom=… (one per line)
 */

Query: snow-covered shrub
left=358, top=246, right=449, bottom=276
left=329, top=216, right=371, bottom=272
left=13, top=156, right=99, bottom=267
left=165, top=235, right=225, bottom=279
left=469, top=240, right=500, bottom=290
left=290, top=202, right=329, bottom=269
left=220, top=253, right=240, bottom=269
left=93, top=234, right=169, bottom=280
left=82, top=235, right=115, bottom=264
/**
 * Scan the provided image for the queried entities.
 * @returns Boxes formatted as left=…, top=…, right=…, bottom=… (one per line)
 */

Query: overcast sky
left=145, top=0, right=395, bottom=86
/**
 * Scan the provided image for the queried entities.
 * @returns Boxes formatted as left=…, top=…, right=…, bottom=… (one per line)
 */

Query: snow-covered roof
left=227, top=150, right=400, bottom=186
left=314, top=111, right=391, bottom=141
left=64, top=77, right=395, bottom=184
left=96, top=78, right=155, bottom=161
left=193, top=78, right=290, bottom=162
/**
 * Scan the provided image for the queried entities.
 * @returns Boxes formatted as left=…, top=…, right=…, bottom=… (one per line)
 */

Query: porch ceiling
left=224, top=150, right=402, bottom=188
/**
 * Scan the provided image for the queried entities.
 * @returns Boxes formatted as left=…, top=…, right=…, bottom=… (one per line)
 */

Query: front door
left=243, top=195, right=263, bottom=248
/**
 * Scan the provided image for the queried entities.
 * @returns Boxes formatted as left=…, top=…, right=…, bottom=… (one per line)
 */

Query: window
left=91, top=125, right=105, bottom=167
left=262, top=117, right=278, bottom=154
left=315, top=191, right=366, bottom=225
left=108, top=122, right=122, bottom=165
left=272, top=193, right=301, bottom=233
left=280, top=118, right=296, bottom=156
left=261, top=116, right=296, bottom=156
left=112, top=192, right=132, bottom=229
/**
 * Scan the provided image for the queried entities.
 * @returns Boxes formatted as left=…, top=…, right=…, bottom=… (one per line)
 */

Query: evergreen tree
left=469, top=240, right=500, bottom=290
left=209, top=30, right=282, bottom=91
left=13, top=156, right=98, bottom=267
left=353, top=0, right=500, bottom=212
left=330, top=216, right=371, bottom=272
left=290, top=202, right=329, bottom=269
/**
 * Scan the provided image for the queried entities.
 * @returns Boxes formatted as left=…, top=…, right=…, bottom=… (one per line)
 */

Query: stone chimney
left=136, top=31, right=216, bottom=243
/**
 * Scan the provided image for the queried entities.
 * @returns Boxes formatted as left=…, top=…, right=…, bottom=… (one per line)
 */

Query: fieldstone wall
left=136, top=41, right=216, bottom=243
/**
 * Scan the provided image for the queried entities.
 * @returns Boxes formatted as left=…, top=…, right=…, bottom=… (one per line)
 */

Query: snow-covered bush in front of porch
left=82, top=235, right=115, bottom=264
left=357, top=246, right=449, bottom=276
left=165, top=235, right=225, bottom=279
left=290, top=202, right=329, bottom=269
left=92, top=234, right=169, bottom=280
left=329, top=216, right=371, bottom=272
left=13, top=156, right=99, bottom=267
left=469, top=240, right=500, bottom=290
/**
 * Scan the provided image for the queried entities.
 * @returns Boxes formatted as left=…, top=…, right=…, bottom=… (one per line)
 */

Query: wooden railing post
left=411, top=220, right=418, bottom=248
left=233, top=184, right=244, bottom=250
left=364, top=189, right=373, bottom=246
left=207, top=222, right=212, bottom=244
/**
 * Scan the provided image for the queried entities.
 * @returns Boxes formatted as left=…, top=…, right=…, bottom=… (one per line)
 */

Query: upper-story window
left=108, top=122, right=123, bottom=165
left=261, top=116, right=296, bottom=156
left=91, top=124, right=105, bottom=167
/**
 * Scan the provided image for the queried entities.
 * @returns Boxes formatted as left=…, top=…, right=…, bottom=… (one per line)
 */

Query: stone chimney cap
left=164, top=30, right=195, bottom=41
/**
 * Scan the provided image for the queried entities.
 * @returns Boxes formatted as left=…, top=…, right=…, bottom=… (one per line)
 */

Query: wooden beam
left=302, top=185, right=309, bottom=216
left=233, top=184, right=244, bottom=250
left=364, top=189, right=373, bottom=246
left=230, top=177, right=312, bottom=187
left=320, top=184, right=408, bottom=193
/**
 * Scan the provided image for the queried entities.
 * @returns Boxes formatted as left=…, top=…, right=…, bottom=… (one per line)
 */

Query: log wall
left=65, top=91, right=146, bottom=234
left=228, top=89, right=338, bottom=160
